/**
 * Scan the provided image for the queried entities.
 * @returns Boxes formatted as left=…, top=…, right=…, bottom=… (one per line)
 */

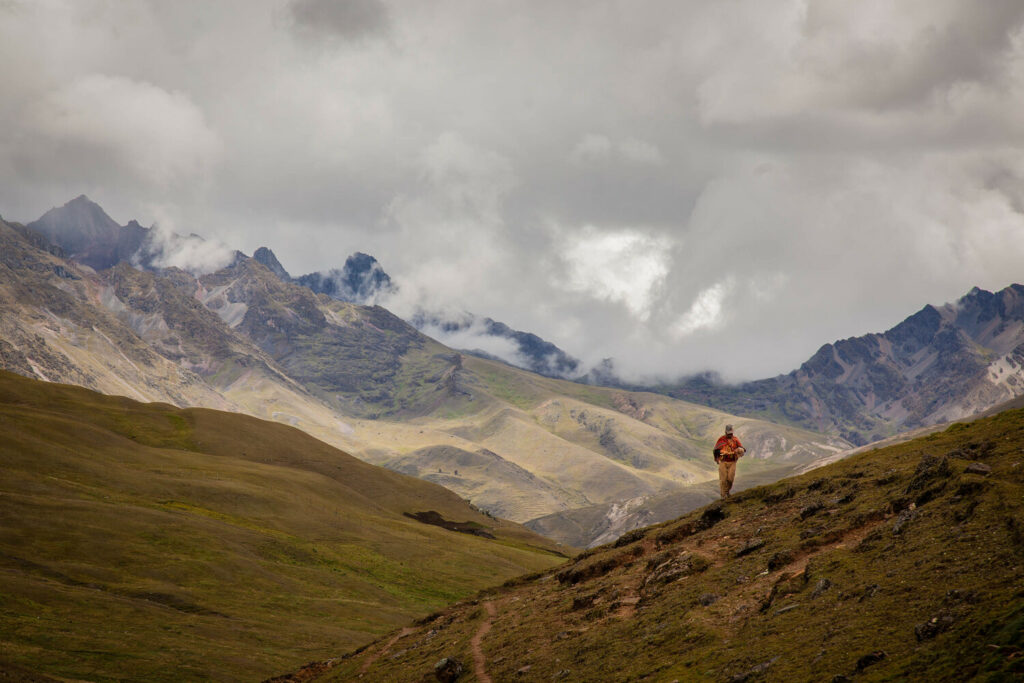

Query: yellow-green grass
left=0, top=371, right=567, bottom=681
left=321, top=404, right=1024, bottom=682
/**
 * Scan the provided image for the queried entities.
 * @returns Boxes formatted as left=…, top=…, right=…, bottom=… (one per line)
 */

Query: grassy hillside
left=0, top=371, right=567, bottom=682
left=303, top=404, right=1024, bottom=682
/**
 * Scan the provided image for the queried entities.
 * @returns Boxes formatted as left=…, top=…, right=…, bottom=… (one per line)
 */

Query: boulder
left=915, top=612, right=956, bottom=641
left=735, top=538, right=767, bottom=557
left=434, top=657, right=464, bottom=682
left=964, top=462, right=992, bottom=476
left=855, top=651, right=886, bottom=671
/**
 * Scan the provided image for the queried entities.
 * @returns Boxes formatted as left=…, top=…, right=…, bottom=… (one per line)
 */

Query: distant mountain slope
left=0, top=369, right=566, bottom=681
left=291, top=404, right=1024, bottom=682
left=659, top=284, right=1024, bottom=445
left=0, top=211, right=846, bottom=547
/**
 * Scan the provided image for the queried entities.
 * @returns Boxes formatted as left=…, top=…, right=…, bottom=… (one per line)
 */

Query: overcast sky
left=4, top=0, right=1024, bottom=382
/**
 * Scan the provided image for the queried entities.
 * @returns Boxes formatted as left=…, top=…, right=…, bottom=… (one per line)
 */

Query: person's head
left=725, top=424, right=734, bottom=435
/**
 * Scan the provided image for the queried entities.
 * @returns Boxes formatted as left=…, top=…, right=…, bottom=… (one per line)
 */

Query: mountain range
left=657, top=284, right=1024, bottom=445
left=1, top=196, right=847, bottom=548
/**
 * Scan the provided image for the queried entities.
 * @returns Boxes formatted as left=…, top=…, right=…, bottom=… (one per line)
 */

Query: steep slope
left=294, top=405, right=1024, bottom=682
left=0, top=370, right=567, bottom=682
left=662, top=284, right=1024, bottom=445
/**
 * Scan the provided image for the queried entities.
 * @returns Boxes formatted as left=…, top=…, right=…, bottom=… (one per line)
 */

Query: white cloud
left=672, top=278, right=734, bottom=337
left=558, top=226, right=672, bottom=321
left=137, top=207, right=236, bottom=275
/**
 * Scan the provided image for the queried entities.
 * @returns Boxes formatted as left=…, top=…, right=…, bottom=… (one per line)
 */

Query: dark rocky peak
left=411, top=309, right=581, bottom=379
left=252, top=247, right=292, bottom=281
left=953, top=283, right=1024, bottom=327
left=27, top=195, right=122, bottom=265
left=295, top=252, right=394, bottom=304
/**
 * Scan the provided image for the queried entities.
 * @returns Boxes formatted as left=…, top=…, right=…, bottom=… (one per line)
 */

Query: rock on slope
left=286, top=405, right=1024, bottom=682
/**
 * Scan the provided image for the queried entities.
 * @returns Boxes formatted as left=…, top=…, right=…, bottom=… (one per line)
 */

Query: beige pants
left=718, top=459, right=737, bottom=498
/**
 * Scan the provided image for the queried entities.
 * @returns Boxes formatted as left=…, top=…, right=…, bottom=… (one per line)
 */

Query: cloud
left=570, top=134, right=663, bottom=165
left=136, top=207, right=236, bottom=275
left=289, top=0, right=390, bottom=41
left=672, top=278, right=734, bottom=337
left=558, top=226, right=672, bottom=322
left=4, top=1, right=1024, bottom=383
left=26, top=74, right=222, bottom=189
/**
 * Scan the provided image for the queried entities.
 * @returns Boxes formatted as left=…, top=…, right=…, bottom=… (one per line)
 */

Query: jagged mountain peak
left=252, top=246, right=291, bottom=281
left=31, top=194, right=120, bottom=240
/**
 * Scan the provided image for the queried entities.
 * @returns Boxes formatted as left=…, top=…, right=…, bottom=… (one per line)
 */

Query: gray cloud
left=3, top=1, right=1024, bottom=382
left=289, top=0, right=389, bottom=41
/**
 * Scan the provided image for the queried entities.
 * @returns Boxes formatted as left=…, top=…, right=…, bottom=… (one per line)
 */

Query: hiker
left=713, top=424, right=745, bottom=499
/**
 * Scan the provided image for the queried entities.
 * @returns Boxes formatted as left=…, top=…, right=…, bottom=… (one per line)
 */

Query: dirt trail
left=359, top=627, right=415, bottom=675
left=471, top=600, right=497, bottom=683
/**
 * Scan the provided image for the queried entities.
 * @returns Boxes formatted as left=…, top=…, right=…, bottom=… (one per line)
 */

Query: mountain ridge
left=656, top=283, right=1024, bottom=445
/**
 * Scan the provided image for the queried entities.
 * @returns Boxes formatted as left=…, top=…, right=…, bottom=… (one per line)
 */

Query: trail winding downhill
left=470, top=600, right=497, bottom=683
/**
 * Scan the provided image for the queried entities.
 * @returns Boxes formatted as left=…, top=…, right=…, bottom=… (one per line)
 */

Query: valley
left=0, top=200, right=848, bottom=547
left=0, top=370, right=567, bottom=681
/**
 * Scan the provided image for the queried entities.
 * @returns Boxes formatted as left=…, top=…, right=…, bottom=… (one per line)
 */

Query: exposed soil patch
left=359, top=627, right=415, bottom=675
left=403, top=511, right=496, bottom=539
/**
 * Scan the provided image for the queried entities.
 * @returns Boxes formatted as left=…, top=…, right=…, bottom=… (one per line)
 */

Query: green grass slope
left=308, top=404, right=1024, bottom=682
left=0, top=371, right=567, bottom=682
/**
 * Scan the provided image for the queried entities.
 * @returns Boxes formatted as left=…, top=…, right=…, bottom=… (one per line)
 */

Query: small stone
left=775, top=603, right=801, bottom=615
left=735, top=538, right=767, bottom=557
left=767, top=550, right=795, bottom=571
left=516, top=665, right=532, bottom=675
left=699, top=593, right=719, bottom=606
left=964, top=462, right=992, bottom=476
left=811, top=578, right=832, bottom=599
left=434, top=657, right=464, bottom=682
left=799, top=502, right=824, bottom=520
left=855, top=651, right=886, bottom=671
left=914, top=612, right=956, bottom=641
left=892, top=508, right=917, bottom=534
left=858, top=584, right=880, bottom=602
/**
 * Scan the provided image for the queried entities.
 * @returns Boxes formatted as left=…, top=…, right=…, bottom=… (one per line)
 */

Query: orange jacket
left=714, top=435, right=743, bottom=461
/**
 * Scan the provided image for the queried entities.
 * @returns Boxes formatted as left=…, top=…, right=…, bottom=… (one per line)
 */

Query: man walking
left=713, top=424, right=745, bottom=499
